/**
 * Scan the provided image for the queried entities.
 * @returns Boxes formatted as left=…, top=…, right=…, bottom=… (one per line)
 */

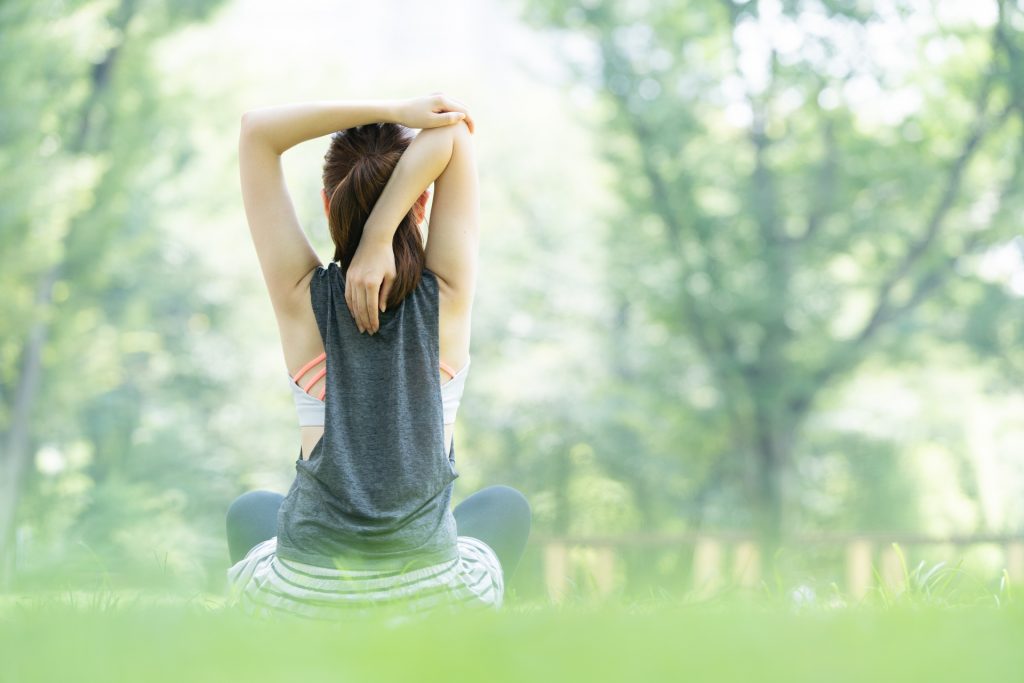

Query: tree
left=0, top=0, right=227, bottom=590
left=521, top=0, right=1024, bottom=546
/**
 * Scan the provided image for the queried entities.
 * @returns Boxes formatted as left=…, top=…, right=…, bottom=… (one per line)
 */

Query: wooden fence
left=531, top=532, right=1024, bottom=602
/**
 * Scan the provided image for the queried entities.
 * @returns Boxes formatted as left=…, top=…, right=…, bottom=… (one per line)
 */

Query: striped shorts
left=225, top=535, right=504, bottom=621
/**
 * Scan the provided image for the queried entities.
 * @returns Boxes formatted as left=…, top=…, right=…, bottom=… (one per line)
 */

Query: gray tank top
left=275, top=261, right=461, bottom=571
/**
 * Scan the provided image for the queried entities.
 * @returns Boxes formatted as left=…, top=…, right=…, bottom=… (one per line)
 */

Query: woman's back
left=275, top=262, right=460, bottom=571
left=284, top=118, right=479, bottom=462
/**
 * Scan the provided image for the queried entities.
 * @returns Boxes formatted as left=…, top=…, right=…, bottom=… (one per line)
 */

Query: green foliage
left=516, top=0, right=1024, bottom=543
left=0, top=0, right=231, bottom=591
left=4, top=0, right=1024, bottom=600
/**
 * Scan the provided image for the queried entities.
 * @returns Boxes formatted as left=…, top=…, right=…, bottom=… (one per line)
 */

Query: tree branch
left=854, top=99, right=1011, bottom=352
left=792, top=16, right=1021, bottom=416
left=847, top=7, right=1015, bottom=355
left=594, top=32, right=748, bottom=384
left=794, top=109, right=840, bottom=245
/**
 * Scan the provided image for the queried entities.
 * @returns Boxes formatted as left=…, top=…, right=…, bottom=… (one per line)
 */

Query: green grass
left=1, top=548, right=1019, bottom=682
left=1, top=589, right=1022, bottom=683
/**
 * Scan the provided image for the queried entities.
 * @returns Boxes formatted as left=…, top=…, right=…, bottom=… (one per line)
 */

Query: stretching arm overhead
left=238, top=99, right=402, bottom=319
left=345, top=99, right=479, bottom=334
left=423, top=119, right=479, bottom=315
left=239, top=94, right=475, bottom=331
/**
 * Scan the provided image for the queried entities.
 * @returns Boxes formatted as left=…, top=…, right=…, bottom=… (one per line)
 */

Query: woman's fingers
left=379, top=277, right=393, bottom=313
left=347, top=278, right=371, bottom=334
left=433, top=94, right=475, bottom=133
left=362, top=282, right=379, bottom=334
left=346, top=263, right=396, bottom=333
left=353, top=284, right=363, bottom=332
left=345, top=280, right=361, bottom=333
left=356, top=282, right=380, bottom=335
left=362, top=284, right=374, bottom=335
left=444, top=99, right=474, bottom=133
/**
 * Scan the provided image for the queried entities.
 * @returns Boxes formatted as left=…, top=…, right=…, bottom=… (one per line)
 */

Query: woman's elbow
left=239, top=110, right=266, bottom=142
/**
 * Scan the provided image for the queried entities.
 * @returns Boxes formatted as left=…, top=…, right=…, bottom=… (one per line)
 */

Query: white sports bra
left=288, top=354, right=470, bottom=428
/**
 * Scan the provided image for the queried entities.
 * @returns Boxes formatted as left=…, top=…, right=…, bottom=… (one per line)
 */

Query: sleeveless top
left=287, top=353, right=471, bottom=427
left=274, top=261, right=461, bottom=572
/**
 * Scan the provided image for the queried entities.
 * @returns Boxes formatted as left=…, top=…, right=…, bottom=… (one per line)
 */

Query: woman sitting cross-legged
left=225, top=93, right=531, bottom=620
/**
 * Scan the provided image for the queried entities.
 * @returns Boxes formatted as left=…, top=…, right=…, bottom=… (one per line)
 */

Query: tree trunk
left=0, top=0, right=133, bottom=591
left=552, top=443, right=573, bottom=536
left=750, top=397, right=787, bottom=553
left=0, top=267, right=57, bottom=591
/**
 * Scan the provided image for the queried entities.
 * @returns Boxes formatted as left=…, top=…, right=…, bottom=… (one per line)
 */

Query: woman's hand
left=345, top=240, right=397, bottom=335
left=394, top=92, right=475, bottom=134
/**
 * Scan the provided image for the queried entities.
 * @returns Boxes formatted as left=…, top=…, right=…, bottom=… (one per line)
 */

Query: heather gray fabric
left=275, top=261, right=461, bottom=571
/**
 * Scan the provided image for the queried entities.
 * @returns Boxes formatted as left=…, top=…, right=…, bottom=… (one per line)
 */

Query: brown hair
left=322, top=122, right=424, bottom=310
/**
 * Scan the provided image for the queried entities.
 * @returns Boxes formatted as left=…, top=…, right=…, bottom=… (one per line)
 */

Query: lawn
left=1, top=590, right=1021, bottom=682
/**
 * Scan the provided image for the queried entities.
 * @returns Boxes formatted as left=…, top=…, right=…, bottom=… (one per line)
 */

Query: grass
left=1, top=548, right=1021, bottom=683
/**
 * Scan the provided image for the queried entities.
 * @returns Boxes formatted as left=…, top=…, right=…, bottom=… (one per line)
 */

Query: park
left=2, top=0, right=1023, bottom=680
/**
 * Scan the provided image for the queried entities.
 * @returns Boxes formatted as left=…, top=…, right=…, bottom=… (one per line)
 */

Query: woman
left=224, top=93, right=531, bottom=620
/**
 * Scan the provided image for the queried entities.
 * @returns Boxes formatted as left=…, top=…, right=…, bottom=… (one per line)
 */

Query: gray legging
left=226, top=484, right=532, bottom=584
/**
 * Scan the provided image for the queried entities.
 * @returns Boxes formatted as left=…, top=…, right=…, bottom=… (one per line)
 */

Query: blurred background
left=2, top=0, right=1023, bottom=605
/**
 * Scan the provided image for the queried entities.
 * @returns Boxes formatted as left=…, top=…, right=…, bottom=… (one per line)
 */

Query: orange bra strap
left=302, top=367, right=327, bottom=394
left=292, top=352, right=326, bottom=383
left=439, top=359, right=457, bottom=379
left=295, top=352, right=452, bottom=400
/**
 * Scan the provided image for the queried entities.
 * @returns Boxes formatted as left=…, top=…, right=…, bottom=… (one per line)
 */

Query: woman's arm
left=346, top=124, right=462, bottom=333
left=422, top=120, right=479, bottom=316
left=238, top=100, right=400, bottom=319
left=241, top=100, right=400, bottom=156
